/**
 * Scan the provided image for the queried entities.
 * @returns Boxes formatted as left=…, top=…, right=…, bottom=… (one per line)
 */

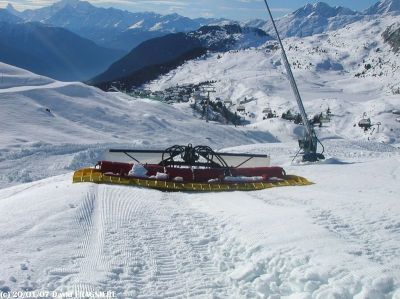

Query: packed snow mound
left=0, top=63, right=277, bottom=188
left=128, top=163, right=148, bottom=177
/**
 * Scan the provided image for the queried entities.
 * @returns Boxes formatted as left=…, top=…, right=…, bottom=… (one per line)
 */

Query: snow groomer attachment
left=73, top=144, right=312, bottom=192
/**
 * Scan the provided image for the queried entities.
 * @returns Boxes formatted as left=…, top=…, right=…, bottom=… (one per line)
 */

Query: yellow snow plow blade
left=73, top=168, right=313, bottom=192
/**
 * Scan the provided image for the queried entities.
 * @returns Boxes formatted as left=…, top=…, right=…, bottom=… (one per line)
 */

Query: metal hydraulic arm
left=263, top=0, right=325, bottom=162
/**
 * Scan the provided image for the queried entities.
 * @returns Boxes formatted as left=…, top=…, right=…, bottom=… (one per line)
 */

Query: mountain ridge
left=364, top=0, right=400, bottom=15
left=0, top=7, right=22, bottom=23
left=6, top=0, right=399, bottom=51
left=90, top=24, right=272, bottom=88
left=9, top=0, right=227, bottom=51
left=0, top=21, right=124, bottom=81
left=245, top=0, right=400, bottom=38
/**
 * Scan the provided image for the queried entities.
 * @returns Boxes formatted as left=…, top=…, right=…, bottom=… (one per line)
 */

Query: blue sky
left=1, top=0, right=380, bottom=20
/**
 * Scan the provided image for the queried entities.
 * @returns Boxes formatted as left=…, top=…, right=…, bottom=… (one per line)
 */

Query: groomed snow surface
left=1, top=15, right=400, bottom=298
left=0, top=145, right=399, bottom=298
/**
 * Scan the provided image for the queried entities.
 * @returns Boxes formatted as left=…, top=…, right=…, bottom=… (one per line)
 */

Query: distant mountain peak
left=58, top=0, right=83, bottom=6
left=6, top=3, right=15, bottom=10
left=5, top=3, right=20, bottom=15
left=364, top=0, right=400, bottom=15
left=293, top=2, right=357, bottom=18
left=51, top=0, right=92, bottom=11
left=312, top=2, right=331, bottom=9
left=243, top=1, right=363, bottom=39
left=0, top=5, right=22, bottom=22
left=16, top=0, right=226, bottom=51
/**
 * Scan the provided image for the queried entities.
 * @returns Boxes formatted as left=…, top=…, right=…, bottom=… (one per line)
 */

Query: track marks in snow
left=209, top=212, right=398, bottom=298
left=323, top=139, right=400, bottom=161
left=311, top=207, right=400, bottom=267
left=250, top=192, right=313, bottom=208
left=43, top=186, right=228, bottom=298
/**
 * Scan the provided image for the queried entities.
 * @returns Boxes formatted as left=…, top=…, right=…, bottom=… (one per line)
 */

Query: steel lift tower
left=263, top=0, right=325, bottom=162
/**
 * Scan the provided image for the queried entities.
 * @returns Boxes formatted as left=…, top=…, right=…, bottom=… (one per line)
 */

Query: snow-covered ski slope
left=0, top=62, right=275, bottom=189
left=1, top=14, right=400, bottom=298
left=147, top=16, right=400, bottom=145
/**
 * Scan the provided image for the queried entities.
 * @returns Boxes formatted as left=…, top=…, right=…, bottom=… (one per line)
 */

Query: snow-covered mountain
left=279, top=2, right=363, bottom=37
left=9, top=0, right=226, bottom=51
left=188, top=24, right=270, bottom=51
left=0, top=7, right=21, bottom=23
left=247, top=0, right=400, bottom=38
left=245, top=2, right=363, bottom=38
left=6, top=0, right=400, bottom=52
left=383, top=22, right=400, bottom=52
left=364, top=0, right=400, bottom=15
left=18, top=0, right=220, bottom=32
left=4, top=3, right=21, bottom=17
left=146, top=15, right=400, bottom=145
left=91, top=24, right=271, bottom=88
